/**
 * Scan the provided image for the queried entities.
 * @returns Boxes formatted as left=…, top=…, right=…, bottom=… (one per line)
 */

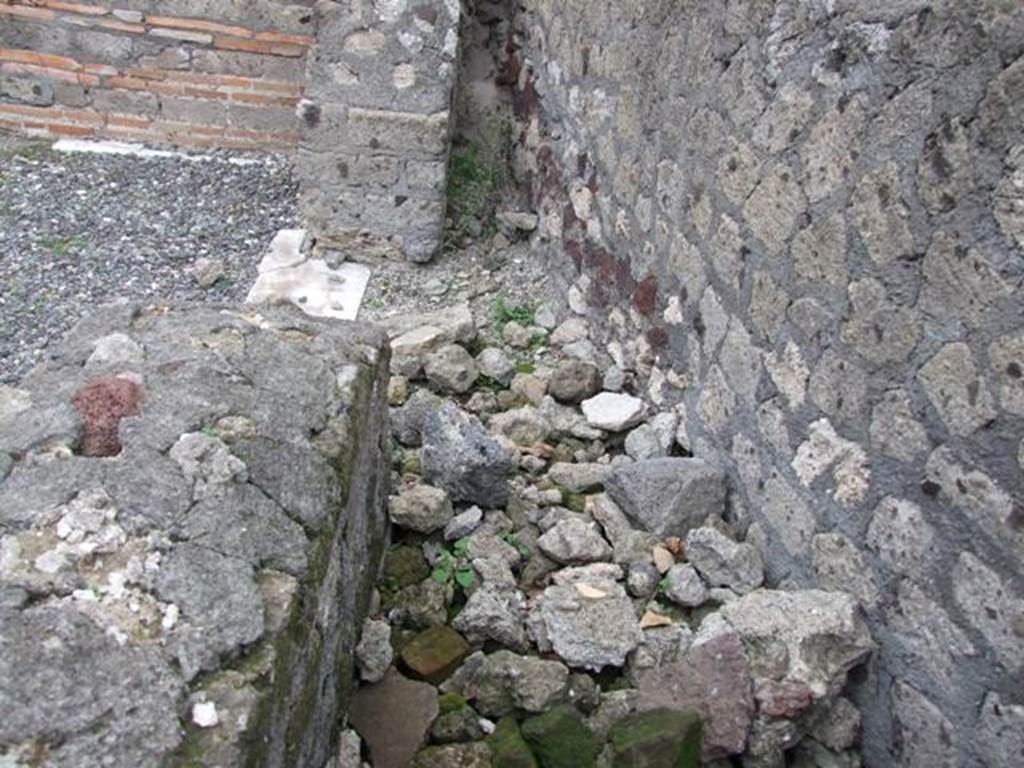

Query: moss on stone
left=438, top=691, right=469, bottom=715
left=520, top=705, right=597, bottom=768
left=607, top=708, right=702, bottom=768
left=400, top=625, right=471, bottom=685
left=561, top=490, right=587, bottom=514
left=384, top=545, right=431, bottom=589
left=486, top=716, right=538, bottom=768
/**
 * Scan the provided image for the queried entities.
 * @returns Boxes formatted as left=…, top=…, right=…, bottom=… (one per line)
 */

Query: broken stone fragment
left=607, top=708, right=703, bottom=768
left=424, top=343, right=479, bottom=394
left=391, top=387, right=444, bottom=447
left=547, top=462, right=612, bottom=493
left=476, top=347, right=516, bottom=385
left=400, top=625, right=471, bottom=685
left=349, top=669, right=440, bottom=768
left=391, top=325, right=448, bottom=378
left=606, top=458, right=726, bottom=539
left=537, top=518, right=613, bottom=565
left=489, top=405, right=551, bottom=446
left=685, top=527, right=764, bottom=595
left=356, top=618, right=393, bottom=683
left=388, top=482, right=454, bottom=534
left=581, top=392, right=646, bottom=432
left=446, top=649, right=569, bottom=718
left=548, top=359, right=603, bottom=404
left=444, top=505, right=484, bottom=541
left=528, top=577, right=642, bottom=671
left=624, top=412, right=678, bottom=461
left=662, top=563, right=710, bottom=607
left=452, top=586, right=528, bottom=648
left=422, top=403, right=516, bottom=507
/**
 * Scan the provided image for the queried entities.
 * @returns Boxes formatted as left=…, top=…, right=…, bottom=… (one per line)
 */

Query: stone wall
left=0, top=0, right=313, bottom=150
left=0, top=302, right=390, bottom=767
left=508, top=1, right=1024, bottom=765
left=297, top=0, right=460, bottom=263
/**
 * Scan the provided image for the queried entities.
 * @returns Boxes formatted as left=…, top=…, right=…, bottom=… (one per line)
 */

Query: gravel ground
left=0, top=137, right=297, bottom=383
left=359, top=237, right=557, bottom=344
left=0, top=134, right=557, bottom=385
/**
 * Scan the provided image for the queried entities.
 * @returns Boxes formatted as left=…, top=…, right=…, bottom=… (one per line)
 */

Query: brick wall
left=0, top=0, right=315, bottom=150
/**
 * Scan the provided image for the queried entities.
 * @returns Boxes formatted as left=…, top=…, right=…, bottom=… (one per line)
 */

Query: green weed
left=443, top=142, right=505, bottom=251
left=430, top=541, right=476, bottom=591
left=37, top=235, right=83, bottom=258
left=492, top=296, right=535, bottom=331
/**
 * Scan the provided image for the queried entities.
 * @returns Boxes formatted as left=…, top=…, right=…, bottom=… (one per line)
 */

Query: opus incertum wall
left=507, top=1, right=1024, bottom=765
left=296, top=0, right=460, bottom=263
left=0, top=0, right=315, bottom=150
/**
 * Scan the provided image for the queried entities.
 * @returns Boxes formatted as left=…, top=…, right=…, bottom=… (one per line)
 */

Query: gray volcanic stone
left=392, top=388, right=444, bottom=447
left=389, top=483, right=454, bottom=534
left=350, top=670, right=440, bottom=768
left=529, top=577, right=642, bottom=671
left=636, top=632, right=754, bottom=760
left=548, top=462, right=613, bottom=492
left=663, top=563, right=710, bottom=607
left=686, top=528, right=764, bottom=594
left=489, top=405, right=550, bottom=446
left=425, top=343, right=479, bottom=394
left=713, top=590, right=874, bottom=696
left=454, top=650, right=570, bottom=717
left=606, top=458, right=726, bottom=538
left=0, top=605, right=183, bottom=766
left=627, top=624, right=695, bottom=686
left=581, top=392, right=646, bottom=431
left=537, top=518, right=614, bottom=564
left=0, top=305, right=391, bottom=767
left=155, top=542, right=266, bottom=681
left=976, top=692, right=1024, bottom=767
left=444, top=506, right=484, bottom=541
left=452, top=586, right=528, bottom=648
left=624, top=412, right=678, bottom=461
left=429, top=706, right=485, bottom=744
left=422, top=403, right=516, bottom=507
left=627, top=562, right=661, bottom=598
left=476, top=347, right=516, bottom=385
left=356, top=618, right=393, bottom=683
left=548, top=359, right=603, bottom=403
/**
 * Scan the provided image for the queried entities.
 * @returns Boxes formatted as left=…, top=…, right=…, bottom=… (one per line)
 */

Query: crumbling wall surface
left=0, top=303, right=390, bottom=767
left=297, top=0, right=460, bottom=263
left=0, top=0, right=314, bottom=150
left=512, top=0, right=1024, bottom=764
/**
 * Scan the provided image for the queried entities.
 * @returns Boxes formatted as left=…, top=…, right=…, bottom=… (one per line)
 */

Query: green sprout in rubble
left=476, top=374, right=506, bottom=392
left=37, top=235, right=83, bottom=257
left=501, top=532, right=531, bottom=559
left=443, top=141, right=505, bottom=251
left=491, top=296, right=535, bottom=331
left=431, top=540, right=476, bottom=590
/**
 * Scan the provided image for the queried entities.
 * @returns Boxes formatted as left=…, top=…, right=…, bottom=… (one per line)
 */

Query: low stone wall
left=297, top=0, right=460, bottom=263
left=0, top=302, right=390, bottom=767
left=508, top=1, right=1024, bottom=765
left=0, top=0, right=312, bottom=150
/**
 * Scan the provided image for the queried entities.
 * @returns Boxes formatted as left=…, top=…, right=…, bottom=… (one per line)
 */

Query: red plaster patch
left=72, top=376, right=144, bottom=457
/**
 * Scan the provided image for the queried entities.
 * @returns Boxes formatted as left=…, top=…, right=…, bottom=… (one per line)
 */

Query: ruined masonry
left=0, top=304, right=391, bottom=766
left=297, top=0, right=461, bottom=263
left=1, top=0, right=1024, bottom=767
